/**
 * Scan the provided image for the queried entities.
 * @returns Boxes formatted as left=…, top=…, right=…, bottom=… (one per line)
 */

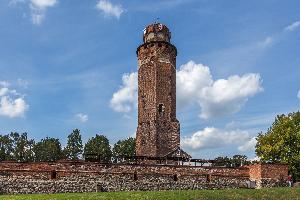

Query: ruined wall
left=248, top=163, right=288, bottom=188
left=0, top=161, right=253, bottom=194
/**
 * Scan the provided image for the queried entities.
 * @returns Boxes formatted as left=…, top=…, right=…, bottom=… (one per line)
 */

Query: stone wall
left=0, top=162, right=288, bottom=194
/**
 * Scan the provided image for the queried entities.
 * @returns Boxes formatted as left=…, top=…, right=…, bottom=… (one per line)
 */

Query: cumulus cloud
left=0, top=88, right=9, bottom=96
left=284, top=20, right=300, bottom=32
left=0, top=81, right=29, bottom=118
left=110, top=72, right=137, bottom=112
left=238, top=137, right=257, bottom=152
left=176, top=61, right=212, bottom=108
left=298, top=90, right=300, bottom=99
left=177, top=61, right=263, bottom=118
left=110, top=61, right=262, bottom=119
left=75, top=113, right=88, bottom=123
left=181, top=127, right=250, bottom=150
left=0, top=96, right=29, bottom=118
left=96, top=0, right=124, bottom=19
left=199, top=73, right=263, bottom=119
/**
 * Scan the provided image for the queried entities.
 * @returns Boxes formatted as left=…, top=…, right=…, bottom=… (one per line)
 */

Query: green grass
left=0, top=188, right=299, bottom=200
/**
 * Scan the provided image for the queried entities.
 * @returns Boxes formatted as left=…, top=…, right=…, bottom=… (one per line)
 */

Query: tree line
left=0, top=129, right=135, bottom=163
left=0, top=129, right=249, bottom=167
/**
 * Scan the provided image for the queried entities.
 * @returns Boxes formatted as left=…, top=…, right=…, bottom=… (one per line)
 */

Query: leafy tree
left=10, top=132, right=34, bottom=162
left=256, top=112, right=300, bottom=179
left=0, top=134, right=13, bottom=161
left=84, top=134, right=112, bottom=163
left=231, top=155, right=249, bottom=167
left=64, top=129, right=83, bottom=160
left=212, top=156, right=232, bottom=167
left=112, top=137, right=135, bottom=163
left=33, top=137, right=62, bottom=162
left=212, top=155, right=249, bottom=167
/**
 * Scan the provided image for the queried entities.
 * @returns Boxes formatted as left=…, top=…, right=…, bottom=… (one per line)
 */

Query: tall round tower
left=135, top=23, right=180, bottom=157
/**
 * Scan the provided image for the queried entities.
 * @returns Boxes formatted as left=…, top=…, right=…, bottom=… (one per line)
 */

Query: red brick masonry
left=0, top=161, right=288, bottom=194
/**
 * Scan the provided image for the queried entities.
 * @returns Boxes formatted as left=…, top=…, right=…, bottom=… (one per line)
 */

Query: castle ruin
left=0, top=23, right=288, bottom=194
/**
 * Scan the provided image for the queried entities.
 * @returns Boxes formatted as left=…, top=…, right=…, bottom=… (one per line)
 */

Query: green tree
left=112, top=137, right=135, bottom=162
left=212, top=156, right=231, bottom=167
left=64, top=129, right=83, bottom=160
left=33, top=137, right=62, bottom=162
left=0, top=134, right=13, bottom=161
left=10, top=132, right=34, bottom=162
left=231, top=155, right=249, bottom=167
left=84, top=134, right=112, bottom=163
left=256, top=112, right=300, bottom=179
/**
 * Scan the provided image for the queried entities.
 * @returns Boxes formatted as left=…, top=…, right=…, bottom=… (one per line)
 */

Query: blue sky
left=0, top=0, right=299, bottom=159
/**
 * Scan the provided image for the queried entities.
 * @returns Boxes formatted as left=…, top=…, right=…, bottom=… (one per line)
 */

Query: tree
left=212, top=156, right=231, bottom=167
left=212, top=155, right=249, bottom=167
left=10, top=132, right=34, bottom=162
left=256, top=112, right=300, bottom=179
left=64, top=129, right=83, bottom=160
left=0, top=134, right=13, bottom=161
left=231, top=155, right=249, bottom=167
left=84, top=134, right=112, bottom=163
left=112, top=137, right=135, bottom=163
left=33, top=137, right=62, bottom=162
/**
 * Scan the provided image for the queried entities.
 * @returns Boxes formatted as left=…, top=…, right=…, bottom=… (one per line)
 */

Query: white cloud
left=249, top=156, right=260, bottom=162
left=199, top=73, right=263, bottom=119
left=96, top=0, right=124, bottom=19
left=75, top=113, right=88, bottom=123
left=284, top=20, right=300, bottom=32
left=0, top=81, right=29, bottom=118
left=181, top=127, right=250, bottom=150
left=30, top=0, right=56, bottom=8
left=0, top=96, right=29, bottom=118
left=297, top=90, right=300, bottom=99
left=238, top=137, right=257, bottom=152
left=110, top=61, right=263, bottom=119
left=177, top=61, right=263, bottom=118
left=110, top=72, right=137, bottom=112
left=11, top=0, right=57, bottom=25
left=176, top=61, right=212, bottom=108
left=0, top=88, right=9, bottom=96
left=30, top=0, right=57, bottom=25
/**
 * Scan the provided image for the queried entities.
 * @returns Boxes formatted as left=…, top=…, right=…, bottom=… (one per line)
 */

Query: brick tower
left=135, top=23, right=180, bottom=157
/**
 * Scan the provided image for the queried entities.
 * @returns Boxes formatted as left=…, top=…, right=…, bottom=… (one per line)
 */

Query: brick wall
left=0, top=161, right=288, bottom=194
left=136, top=23, right=180, bottom=158
left=247, top=163, right=288, bottom=188
left=248, top=163, right=288, bottom=180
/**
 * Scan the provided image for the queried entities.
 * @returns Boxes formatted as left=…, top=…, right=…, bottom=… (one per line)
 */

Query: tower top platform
left=143, top=23, right=171, bottom=43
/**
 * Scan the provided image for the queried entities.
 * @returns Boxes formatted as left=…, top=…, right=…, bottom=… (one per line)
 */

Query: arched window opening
left=158, top=104, right=164, bottom=114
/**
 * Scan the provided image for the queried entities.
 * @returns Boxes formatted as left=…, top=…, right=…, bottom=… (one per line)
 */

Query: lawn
left=0, top=188, right=299, bottom=200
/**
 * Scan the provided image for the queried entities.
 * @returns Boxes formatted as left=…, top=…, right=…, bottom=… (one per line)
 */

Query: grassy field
left=0, top=188, right=299, bottom=200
